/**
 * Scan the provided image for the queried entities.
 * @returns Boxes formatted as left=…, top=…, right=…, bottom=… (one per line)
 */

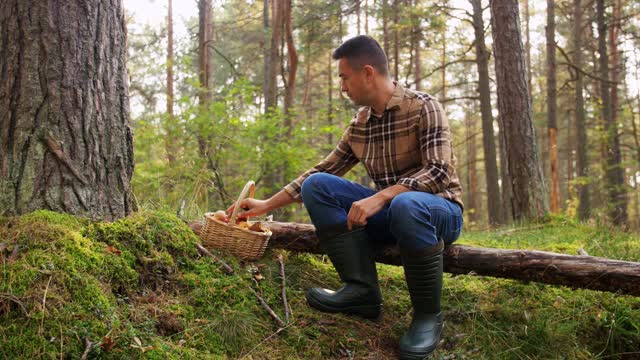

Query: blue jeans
left=300, top=173, right=463, bottom=251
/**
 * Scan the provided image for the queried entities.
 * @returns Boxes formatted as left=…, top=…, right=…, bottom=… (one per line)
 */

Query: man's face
left=338, top=58, right=372, bottom=106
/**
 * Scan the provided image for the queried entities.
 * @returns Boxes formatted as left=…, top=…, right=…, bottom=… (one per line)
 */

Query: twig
left=0, top=293, right=29, bottom=317
left=40, top=275, right=53, bottom=334
left=41, top=133, right=89, bottom=185
left=249, top=287, right=285, bottom=328
left=277, top=254, right=290, bottom=323
left=240, top=323, right=293, bottom=359
left=80, top=329, right=93, bottom=360
left=8, top=245, right=20, bottom=262
left=195, top=243, right=234, bottom=275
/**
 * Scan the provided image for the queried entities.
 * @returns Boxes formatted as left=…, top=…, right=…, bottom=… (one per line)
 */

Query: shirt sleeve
left=283, top=125, right=360, bottom=201
left=396, top=98, right=455, bottom=194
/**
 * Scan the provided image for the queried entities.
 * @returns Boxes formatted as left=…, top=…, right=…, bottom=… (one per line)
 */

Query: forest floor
left=0, top=210, right=639, bottom=359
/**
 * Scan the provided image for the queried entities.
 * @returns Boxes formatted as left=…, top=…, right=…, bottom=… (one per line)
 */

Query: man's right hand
left=226, top=198, right=271, bottom=221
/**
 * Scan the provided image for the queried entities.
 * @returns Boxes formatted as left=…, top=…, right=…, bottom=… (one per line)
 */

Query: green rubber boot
left=305, top=227, right=382, bottom=319
left=398, top=240, right=444, bottom=359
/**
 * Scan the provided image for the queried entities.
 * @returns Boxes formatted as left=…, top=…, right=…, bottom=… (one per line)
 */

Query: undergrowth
left=0, top=210, right=638, bottom=359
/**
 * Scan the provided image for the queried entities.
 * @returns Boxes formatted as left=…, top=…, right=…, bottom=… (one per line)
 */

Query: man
left=228, top=35, right=463, bottom=359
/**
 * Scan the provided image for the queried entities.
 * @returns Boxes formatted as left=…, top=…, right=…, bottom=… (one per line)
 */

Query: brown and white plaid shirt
left=283, top=83, right=464, bottom=210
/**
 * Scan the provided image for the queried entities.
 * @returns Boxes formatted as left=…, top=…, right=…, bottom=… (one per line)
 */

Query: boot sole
left=397, top=322, right=444, bottom=360
left=305, top=292, right=381, bottom=320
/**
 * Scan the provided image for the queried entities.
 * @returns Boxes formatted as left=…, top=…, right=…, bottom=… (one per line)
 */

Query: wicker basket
left=201, top=181, right=272, bottom=261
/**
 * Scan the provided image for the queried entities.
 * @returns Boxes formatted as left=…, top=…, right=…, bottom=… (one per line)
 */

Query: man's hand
left=347, top=194, right=387, bottom=230
left=226, top=198, right=271, bottom=221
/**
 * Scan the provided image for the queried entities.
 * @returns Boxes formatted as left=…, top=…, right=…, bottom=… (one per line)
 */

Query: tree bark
left=283, top=0, right=298, bottom=125
left=365, top=0, right=369, bottom=34
left=0, top=0, right=134, bottom=220
left=265, top=0, right=281, bottom=114
left=189, top=221, right=640, bottom=296
left=523, top=0, right=532, bottom=99
left=498, top=123, right=512, bottom=223
left=382, top=0, right=390, bottom=57
left=263, top=0, right=270, bottom=112
left=597, top=0, right=627, bottom=226
left=413, top=0, right=421, bottom=91
left=393, top=0, right=399, bottom=81
left=490, top=0, right=548, bottom=220
left=470, top=0, right=502, bottom=225
left=166, top=0, right=176, bottom=164
left=465, top=110, right=479, bottom=223
left=546, top=0, right=560, bottom=213
left=198, top=0, right=214, bottom=107
left=573, top=0, right=590, bottom=220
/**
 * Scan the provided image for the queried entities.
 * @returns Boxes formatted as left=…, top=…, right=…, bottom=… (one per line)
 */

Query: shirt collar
left=358, top=82, right=405, bottom=124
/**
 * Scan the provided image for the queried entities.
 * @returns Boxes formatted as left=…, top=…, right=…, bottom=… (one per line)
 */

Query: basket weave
left=201, top=181, right=272, bottom=261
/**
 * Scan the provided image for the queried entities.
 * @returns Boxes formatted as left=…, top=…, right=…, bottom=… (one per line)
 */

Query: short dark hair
left=332, top=35, right=389, bottom=75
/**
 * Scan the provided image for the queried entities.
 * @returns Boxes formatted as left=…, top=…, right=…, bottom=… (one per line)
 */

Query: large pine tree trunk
left=597, top=0, right=627, bottom=226
left=0, top=0, right=134, bottom=221
left=471, top=0, right=502, bottom=225
left=490, top=0, right=548, bottom=220
left=546, top=0, right=560, bottom=213
left=574, top=0, right=590, bottom=220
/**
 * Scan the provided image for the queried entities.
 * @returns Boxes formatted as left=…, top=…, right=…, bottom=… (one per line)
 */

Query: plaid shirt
left=284, top=83, right=464, bottom=210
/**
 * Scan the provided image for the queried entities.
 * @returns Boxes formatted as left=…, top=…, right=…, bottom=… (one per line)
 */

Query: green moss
left=1, top=210, right=639, bottom=359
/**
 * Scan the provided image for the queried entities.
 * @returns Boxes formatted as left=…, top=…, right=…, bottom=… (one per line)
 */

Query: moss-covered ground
left=0, top=210, right=638, bottom=359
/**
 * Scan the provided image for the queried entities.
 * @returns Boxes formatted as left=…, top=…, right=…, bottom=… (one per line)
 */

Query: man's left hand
left=347, top=194, right=387, bottom=231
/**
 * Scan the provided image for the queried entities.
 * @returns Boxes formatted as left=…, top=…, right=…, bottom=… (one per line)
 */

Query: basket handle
left=229, top=181, right=256, bottom=224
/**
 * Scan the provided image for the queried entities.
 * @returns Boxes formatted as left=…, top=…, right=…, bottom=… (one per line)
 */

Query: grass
left=0, top=210, right=638, bottom=359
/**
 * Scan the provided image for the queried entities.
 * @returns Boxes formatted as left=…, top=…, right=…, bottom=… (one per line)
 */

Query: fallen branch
left=80, top=329, right=93, bottom=360
left=249, top=287, right=285, bottom=328
left=277, top=254, right=290, bottom=323
left=0, top=293, right=29, bottom=317
left=195, top=243, right=234, bottom=275
left=188, top=220, right=640, bottom=296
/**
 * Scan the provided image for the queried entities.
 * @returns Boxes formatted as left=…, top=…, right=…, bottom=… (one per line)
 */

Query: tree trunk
left=597, top=0, right=627, bottom=226
left=471, top=0, right=502, bottom=225
left=574, top=0, right=590, bottom=220
left=283, top=0, right=298, bottom=125
left=393, top=0, right=399, bottom=81
left=263, top=0, right=270, bottom=112
left=465, top=111, right=479, bottom=223
left=365, top=0, right=369, bottom=34
left=0, top=0, right=134, bottom=220
left=327, top=52, right=333, bottom=146
left=265, top=0, right=281, bottom=114
left=356, top=0, right=361, bottom=34
left=189, top=221, right=640, bottom=296
left=166, top=0, right=176, bottom=163
left=523, top=0, right=532, bottom=99
left=498, top=124, right=512, bottom=223
left=490, top=0, right=548, bottom=220
left=413, top=0, right=421, bottom=91
left=197, top=0, right=219, bottom=206
left=546, top=0, right=560, bottom=213
left=198, top=0, right=214, bottom=106
left=382, top=0, right=389, bottom=57
left=441, top=12, right=447, bottom=106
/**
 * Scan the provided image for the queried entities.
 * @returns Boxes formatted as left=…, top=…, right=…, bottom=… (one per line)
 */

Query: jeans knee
left=301, top=172, right=336, bottom=202
left=389, top=194, right=426, bottom=234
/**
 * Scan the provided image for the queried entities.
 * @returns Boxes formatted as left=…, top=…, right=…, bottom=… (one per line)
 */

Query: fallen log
left=189, top=221, right=640, bottom=296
